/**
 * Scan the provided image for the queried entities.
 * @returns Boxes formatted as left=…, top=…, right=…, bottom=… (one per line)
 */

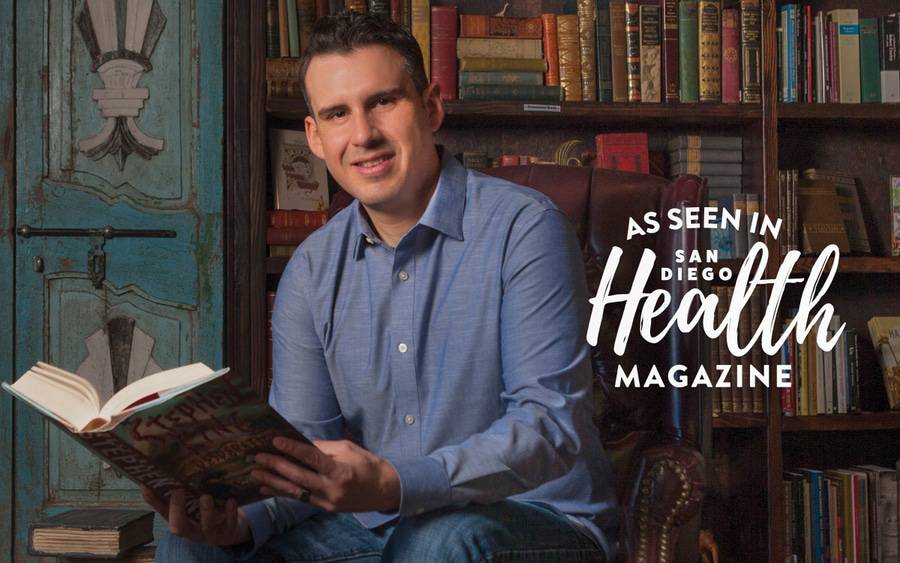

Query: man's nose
left=350, top=111, right=380, bottom=146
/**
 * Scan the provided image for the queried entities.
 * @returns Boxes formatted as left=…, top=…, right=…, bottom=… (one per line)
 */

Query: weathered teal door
left=7, top=0, right=222, bottom=560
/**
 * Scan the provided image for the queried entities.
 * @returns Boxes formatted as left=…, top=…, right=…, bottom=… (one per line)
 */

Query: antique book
left=624, top=1, right=642, bottom=101
left=456, top=38, right=543, bottom=59
left=740, top=0, right=762, bottom=103
left=828, top=9, right=861, bottom=103
left=670, top=161, right=742, bottom=175
left=880, top=14, right=900, bottom=103
left=557, top=15, right=584, bottom=101
left=662, top=0, right=679, bottom=102
left=459, top=71, right=545, bottom=86
left=411, top=0, right=429, bottom=79
left=297, top=0, right=316, bottom=54
left=268, top=210, right=328, bottom=229
left=867, top=317, right=900, bottom=410
left=715, top=287, right=733, bottom=412
left=458, top=57, right=547, bottom=73
left=668, top=134, right=742, bottom=151
left=267, top=224, right=326, bottom=245
left=278, top=0, right=290, bottom=57
left=859, top=18, right=881, bottom=103
left=270, top=128, right=330, bottom=211
left=595, top=0, right=614, bottom=101
left=29, top=509, right=153, bottom=558
left=431, top=6, right=458, bottom=101
left=594, top=133, right=650, bottom=174
left=721, top=8, right=740, bottom=103
left=669, top=148, right=743, bottom=163
left=459, top=15, right=543, bottom=39
left=797, top=180, right=850, bottom=254
left=678, top=0, right=699, bottom=102
left=698, top=0, right=721, bottom=102
left=265, top=58, right=302, bottom=80
left=577, top=0, right=599, bottom=101
left=639, top=3, right=662, bottom=103
left=801, top=169, right=870, bottom=255
left=541, top=14, right=561, bottom=86
left=851, top=465, right=899, bottom=563
left=266, top=0, right=280, bottom=59
left=609, top=0, right=629, bottom=102
left=285, top=0, right=300, bottom=57
left=267, top=79, right=304, bottom=98
left=2, top=363, right=313, bottom=517
left=458, top=84, right=563, bottom=101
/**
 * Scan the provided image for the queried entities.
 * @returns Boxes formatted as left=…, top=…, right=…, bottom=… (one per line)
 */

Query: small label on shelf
left=523, top=104, right=561, bottom=113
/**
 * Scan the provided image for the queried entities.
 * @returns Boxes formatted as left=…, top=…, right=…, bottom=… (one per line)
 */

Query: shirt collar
left=353, top=146, right=467, bottom=259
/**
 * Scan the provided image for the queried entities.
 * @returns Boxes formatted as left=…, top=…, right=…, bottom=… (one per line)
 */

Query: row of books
left=778, top=168, right=870, bottom=257
left=267, top=209, right=328, bottom=257
left=778, top=7, right=900, bottom=104
left=779, top=313, right=860, bottom=416
left=710, top=285, right=767, bottom=415
left=264, top=0, right=763, bottom=104
left=783, top=465, right=899, bottom=563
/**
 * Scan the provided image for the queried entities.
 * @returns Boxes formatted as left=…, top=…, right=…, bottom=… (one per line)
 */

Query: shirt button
left=397, top=342, right=408, bottom=354
left=404, top=415, right=416, bottom=425
left=398, top=271, right=409, bottom=281
left=365, top=237, right=374, bottom=245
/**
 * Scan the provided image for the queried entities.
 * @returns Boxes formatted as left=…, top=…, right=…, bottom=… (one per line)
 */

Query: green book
left=458, top=84, right=563, bottom=101
left=678, top=0, right=699, bottom=102
left=458, top=57, right=548, bottom=72
left=459, top=71, right=545, bottom=86
left=859, top=18, right=881, bottom=103
left=285, top=0, right=300, bottom=57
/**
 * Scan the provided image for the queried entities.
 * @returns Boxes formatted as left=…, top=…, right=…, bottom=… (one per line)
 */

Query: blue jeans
left=156, top=500, right=606, bottom=562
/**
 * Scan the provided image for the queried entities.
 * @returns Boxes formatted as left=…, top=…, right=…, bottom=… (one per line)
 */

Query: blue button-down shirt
left=242, top=148, right=618, bottom=558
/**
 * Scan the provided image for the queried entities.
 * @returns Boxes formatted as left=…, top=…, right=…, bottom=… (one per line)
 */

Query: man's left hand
left=251, top=438, right=401, bottom=513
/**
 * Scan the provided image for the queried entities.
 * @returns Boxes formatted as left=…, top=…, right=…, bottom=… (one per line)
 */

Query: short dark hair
left=300, top=12, right=428, bottom=110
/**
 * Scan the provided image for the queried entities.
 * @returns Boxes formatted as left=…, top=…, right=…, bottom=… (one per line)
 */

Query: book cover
left=859, top=18, right=881, bottom=103
left=266, top=0, right=281, bottom=59
left=269, top=128, right=330, bottom=212
left=610, top=0, right=630, bottom=102
left=797, top=180, right=850, bottom=254
left=596, top=0, right=614, bottom=101
left=431, top=6, right=458, bottom=101
left=829, top=9, right=861, bottom=103
left=457, top=84, right=563, bottom=101
left=459, top=71, right=545, bottom=86
left=740, top=0, right=762, bottom=102
left=721, top=8, right=740, bottom=103
left=624, top=1, right=642, bottom=101
left=542, top=14, right=561, bottom=86
left=577, top=0, right=599, bottom=101
left=411, top=0, right=429, bottom=79
left=459, top=15, right=543, bottom=39
left=595, top=132, right=650, bottom=174
left=458, top=58, right=548, bottom=73
left=662, top=0, right=679, bottom=102
left=678, top=0, right=699, bottom=102
left=456, top=38, right=543, bottom=60
left=880, top=14, right=900, bottom=103
left=297, top=0, right=316, bottom=54
left=557, top=14, right=584, bottom=100
left=29, top=509, right=154, bottom=558
left=800, top=170, right=870, bottom=254
left=639, top=3, right=662, bottom=103
left=285, top=0, right=300, bottom=57
left=698, top=0, right=721, bottom=102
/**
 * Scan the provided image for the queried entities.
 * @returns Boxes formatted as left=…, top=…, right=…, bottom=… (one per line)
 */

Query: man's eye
left=376, top=97, right=394, bottom=106
left=327, top=110, right=346, bottom=120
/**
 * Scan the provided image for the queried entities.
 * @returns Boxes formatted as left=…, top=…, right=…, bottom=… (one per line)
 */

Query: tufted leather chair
left=483, top=166, right=707, bottom=563
left=329, top=164, right=708, bottom=563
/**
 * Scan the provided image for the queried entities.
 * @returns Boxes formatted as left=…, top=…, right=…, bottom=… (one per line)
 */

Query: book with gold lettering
left=2, top=363, right=311, bottom=517
left=698, top=0, right=721, bottom=102
left=557, top=14, right=584, bottom=101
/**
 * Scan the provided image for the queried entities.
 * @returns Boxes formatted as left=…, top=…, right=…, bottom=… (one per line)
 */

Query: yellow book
left=828, top=9, right=861, bottom=103
left=411, top=0, right=430, bottom=80
left=867, top=316, right=900, bottom=409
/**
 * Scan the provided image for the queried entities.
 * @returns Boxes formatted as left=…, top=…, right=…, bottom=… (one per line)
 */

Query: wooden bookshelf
left=778, top=103, right=900, bottom=123
left=712, top=413, right=768, bottom=429
left=782, top=412, right=900, bottom=432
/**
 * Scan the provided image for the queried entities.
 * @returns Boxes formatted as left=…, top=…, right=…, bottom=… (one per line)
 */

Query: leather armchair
left=483, top=165, right=707, bottom=563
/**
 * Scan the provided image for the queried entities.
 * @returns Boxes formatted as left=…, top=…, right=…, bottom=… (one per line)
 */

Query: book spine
left=457, top=84, right=563, bottom=101
left=285, top=0, right=300, bottom=57
left=266, top=58, right=302, bottom=80
left=740, top=0, right=761, bottom=102
left=668, top=134, right=743, bottom=150
left=825, top=14, right=834, bottom=102
left=267, top=225, right=324, bottom=245
left=458, top=57, right=548, bottom=73
left=698, top=0, right=721, bottom=102
left=542, top=14, right=561, bottom=86
left=880, top=14, right=900, bottom=103
left=368, top=0, right=389, bottom=17
left=267, top=0, right=281, bottom=59
left=859, top=18, right=881, bottom=103
left=715, top=287, right=733, bottom=412
left=557, top=15, right=584, bottom=101
left=578, top=0, right=599, bottom=101
left=678, top=0, right=699, bottom=102
left=625, top=2, right=642, bottom=101
left=431, top=6, right=458, bottom=101
left=345, top=0, right=366, bottom=13
left=267, top=79, right=304, bottom=98
left=670, top=148, right=742, bottom=162
left=662, top=0, right=679, bottom=102
left=297, top=0, right=317, bottom=54
left=721, top=8, right=740, bottom=103
left=278, top=0, right=290, bottom=57
left=797, top=3, right=806, bottom=102
left=640, top=3, right=661, bottom=103
left=317, top=0, right=329, bottom=18
left=390, top=0, right=400, bottom=22
left=268, top=210, right=328, bottom=228
left=610, top=0, right=629, bottom=102
left=832, top=9, right=861, bottom=103
left=671, top=161, right=742, bottom=175
left=596, top=0, right=614, bottom=101
left=805, top=3, right=813, bottom=103
left=459, top=15, right=544, bottom=39
left=411, top=0, right=429, bottom=79
left=456, top=38, right=543, bottom=59
left=829, top=17, right=839, bottom=102
left=459, top=71, right=545, bottom=86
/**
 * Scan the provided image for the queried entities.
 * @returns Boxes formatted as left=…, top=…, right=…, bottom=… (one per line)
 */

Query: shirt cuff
left=221, top=500, right=272, bottom=561
left=386, top=455, right=452, bottom=517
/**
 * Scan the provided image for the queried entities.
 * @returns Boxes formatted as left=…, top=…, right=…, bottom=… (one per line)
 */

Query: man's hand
left=251, top=437, right=401, bottom=513
left=141, top=487, right=251, bottom=546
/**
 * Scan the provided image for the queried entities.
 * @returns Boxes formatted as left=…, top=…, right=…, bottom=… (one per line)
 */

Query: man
left=148, top=12, right=618, bottom=562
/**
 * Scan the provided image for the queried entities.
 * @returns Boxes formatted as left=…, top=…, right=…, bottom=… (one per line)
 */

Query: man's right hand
left=141, top=487, right=252, bottom=547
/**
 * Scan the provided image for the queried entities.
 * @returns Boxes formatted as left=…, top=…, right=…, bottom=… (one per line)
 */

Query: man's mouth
left=353, top=154, right=394, bottom=177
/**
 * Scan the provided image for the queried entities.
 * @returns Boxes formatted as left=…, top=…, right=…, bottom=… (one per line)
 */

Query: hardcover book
left=610, top=0, right=629, bottom=102
left=541, top=14, right=561, bottom=86
left=828, top=8, right=861, bottom=103
left=678, top=0, right=699, bottom=102
left=459, top=15, right=543, bottom=39
left=797, top=180, right=850, bottom=254
left=596, top=0, right=614, bottom=101
left=639, top=3, right=662, bottom=103
left=624, top=1, right=642, bottom=101
left=595, top=132, right=650, bottom=174
left=29, top=509, right=154, bottom=558
left=698, top=0, right=722, bottom=101
left=868, top=317, right=900, bottom=410
left=662, top=0, right=679, bottom=102
left=431, top=6, right=458, bottom=101
left=557, top=15, right=584, bottom=100
left=2, top=363, right=314, bottom=518
left=880, top=14, right=900, bottom=103
left=456, top=38, right=543, bottom=59
left=740, top=0, right=762, bottom=103
left=577, top=0, right=599, bottom=101
left=721, top=8, right=740, bottom=103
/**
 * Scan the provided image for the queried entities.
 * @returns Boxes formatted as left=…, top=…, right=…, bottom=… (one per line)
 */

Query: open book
left=3, top=362, right=312, bottom=515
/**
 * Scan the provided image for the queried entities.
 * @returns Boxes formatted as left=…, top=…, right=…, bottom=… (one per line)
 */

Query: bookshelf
left=226, top=1, right=900, bottom=561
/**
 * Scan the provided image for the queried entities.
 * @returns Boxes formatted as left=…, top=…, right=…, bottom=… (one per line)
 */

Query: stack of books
left=778, top=7, right=900, bottom=103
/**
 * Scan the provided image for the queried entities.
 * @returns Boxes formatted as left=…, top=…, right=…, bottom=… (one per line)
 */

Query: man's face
left=303, top=45, right=443, bottom=215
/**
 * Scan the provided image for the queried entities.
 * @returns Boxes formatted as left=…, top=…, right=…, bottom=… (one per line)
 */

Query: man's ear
left=423, top=82, right=445, bottom=133
left=304, top=115, right=326, bottom=160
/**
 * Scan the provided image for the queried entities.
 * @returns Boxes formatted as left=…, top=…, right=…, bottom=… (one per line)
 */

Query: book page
left=98, top=363, right=220, bottom=419
left=6, top=368, right=100, bottom=431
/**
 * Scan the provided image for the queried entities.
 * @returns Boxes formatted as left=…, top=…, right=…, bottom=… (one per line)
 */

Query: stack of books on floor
left=778, top=7, right=900, bottom=103
left=779, top=312, right=860, bottom=416
left=783, top=465, right=899, bottom=563
left=29, top=509, right=155, bottom=561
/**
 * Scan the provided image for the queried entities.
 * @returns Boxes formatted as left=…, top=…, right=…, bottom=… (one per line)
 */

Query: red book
left=430, top=6, right=458, bottom=101
left=542, top=14, right=560, bottom=86
left=267, top=225, right=323, bottom=245
left=594, top=133, right=649, bottom=174
left=498, top=155, right=520, bottom=166
left=459, top=15, right=543, bottom=38
left=268, top=210, right=328, bottom=229
left=390, top=0, right=400, bottom=22
left=662, top=0, right=679, bottom=102
left=721, top=9, right=741, bottom=103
